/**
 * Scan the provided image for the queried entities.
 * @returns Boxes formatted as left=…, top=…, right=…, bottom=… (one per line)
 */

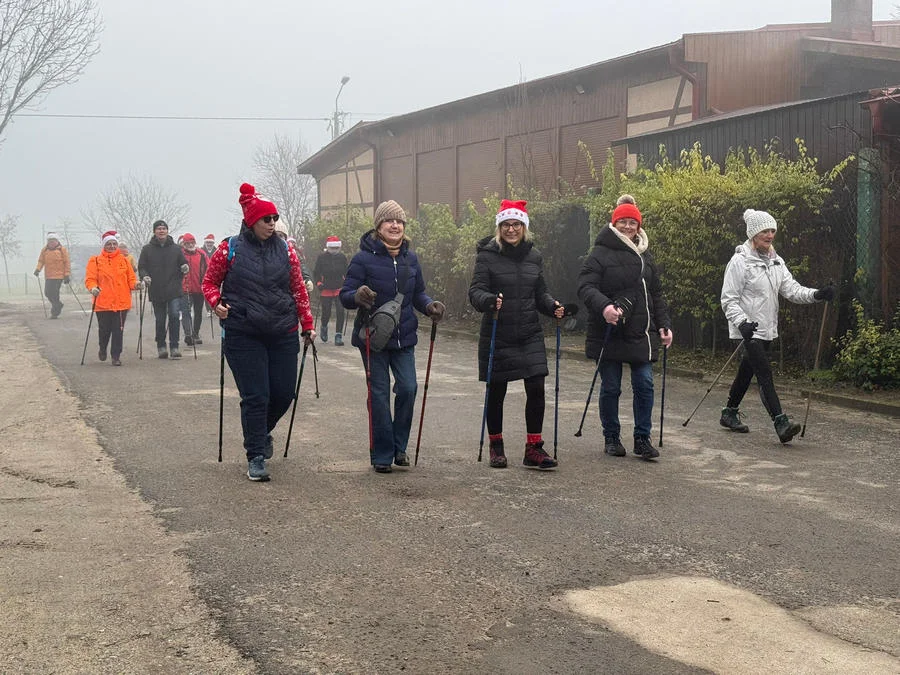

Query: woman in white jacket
left=719, top=209, right=834, bottom=443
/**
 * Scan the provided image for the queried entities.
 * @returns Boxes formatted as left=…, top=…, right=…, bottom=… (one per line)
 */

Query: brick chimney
left=830, top=0, right=875, bottom=41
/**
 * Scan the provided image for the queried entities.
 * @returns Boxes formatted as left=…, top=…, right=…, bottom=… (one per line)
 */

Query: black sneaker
left=98, top=348, right=107, bottom=362
left=170, top=348, right=182, bottom=359
left=604, top=436, right=626, bottom=456
left=634, top=436, right=660, bottom=461
left=193, top=335, right=203, bottom=345
left=247, top=456, right=270, bottom=481
left=334, top=332, right=344, bottom=346
left=394, top=452, right=410, bottom=467
left=185, top=335, right=194, bottom=346
left=373, top=464, right=392, bottom=473
left=774, top=414, right=801, bottom=444
left=720, top=407, right=749, bottom=433
left=157, top=347, right=168, bottom=359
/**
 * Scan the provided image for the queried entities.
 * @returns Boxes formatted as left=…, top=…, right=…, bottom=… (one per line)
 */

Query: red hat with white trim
left=204, top=233, right=215, bottom=242
left=101, top=230, right=118, bottom=246
left=325, top=235, right=341, bottom=249
left=496, top=199, right=529, bottom=229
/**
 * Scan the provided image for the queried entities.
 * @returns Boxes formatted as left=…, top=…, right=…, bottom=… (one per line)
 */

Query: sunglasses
left=262, top=214, right=280, bottom=224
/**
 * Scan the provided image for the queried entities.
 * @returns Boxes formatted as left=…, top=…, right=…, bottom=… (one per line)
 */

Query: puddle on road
left=563, top=576, right=899, bottom=674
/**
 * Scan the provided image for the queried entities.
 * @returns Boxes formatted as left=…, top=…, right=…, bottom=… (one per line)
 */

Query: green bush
left=833, top=301, right=900, bottom=389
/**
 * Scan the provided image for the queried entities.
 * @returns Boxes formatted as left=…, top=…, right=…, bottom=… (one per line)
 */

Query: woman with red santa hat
left=202, top=183, right=315, bottom=482
left=84, top=231, right=142, bottom=366
left=468, top=199, right=566, bottom=470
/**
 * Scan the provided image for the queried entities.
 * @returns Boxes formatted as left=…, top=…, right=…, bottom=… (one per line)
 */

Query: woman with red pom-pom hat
left=202, top=183, right=316, bottom=482
left=468, top=199, right=566, bottom=471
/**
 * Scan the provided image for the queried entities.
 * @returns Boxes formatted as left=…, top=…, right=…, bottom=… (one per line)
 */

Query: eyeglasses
left=262, top=214, right=280, bottom=224
left=500, top=222, right=523, bottom=230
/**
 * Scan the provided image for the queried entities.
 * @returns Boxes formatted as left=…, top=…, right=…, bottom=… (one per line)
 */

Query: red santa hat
left=181, top=233, right=196, bottom=243
left=101, top=230, right=118, bottom=246
left=325, top=235, right=342, bottom=249
left=238, top=182, right=278, bottom=226
left=496, top=199, right=529, bottom=229
left=204, top=233, right=216, bottom=242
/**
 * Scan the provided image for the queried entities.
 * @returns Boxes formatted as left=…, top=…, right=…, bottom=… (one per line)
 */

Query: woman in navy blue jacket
left=340, top=200, right=445, bottom=473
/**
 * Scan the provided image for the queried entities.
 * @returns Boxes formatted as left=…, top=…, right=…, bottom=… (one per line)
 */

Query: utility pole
left=333, top=75, right=350, bottom=140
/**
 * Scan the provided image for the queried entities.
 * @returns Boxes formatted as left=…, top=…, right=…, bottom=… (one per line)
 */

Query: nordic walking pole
left=312, top=341, right=320, bottom=398
left=554, top=316, right=562, bottom=459
left=801, top=301, right=829, bottom=438
left=284, top=340, right=310, bottom=458
left=189, top=302, right=198, bottom=360
left=414, top=320, right=438, bottom=466
left=478, top=306, right=500, bottom=462
left=682, top=340, right=744, bottom=427
left=365, top=323, right=374, bottom=458
left=659, top=344, right=668, bottom=447
left=67, top=282, right=88, bottom=316
left=137, top=284, right=146, bottom=359
left=218, top=325, right=225, bottom=462
left=575, top=323, right=613, bottom=437
left=80, top=295, right=98, bottom=365
left=35, top=274, right=48, bottom=318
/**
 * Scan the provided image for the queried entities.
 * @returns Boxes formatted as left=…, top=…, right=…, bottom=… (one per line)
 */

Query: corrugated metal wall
left=559, top=117, right=623, bottom=191
left=457, top=139, right=503, bottom=213
left=381, top=155, right=415, bottom=214
left=416, top=148, right=455, bottom=207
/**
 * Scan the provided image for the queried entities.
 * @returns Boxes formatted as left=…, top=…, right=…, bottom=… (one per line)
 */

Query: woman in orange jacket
left=85, top=231, right=141, bottom=366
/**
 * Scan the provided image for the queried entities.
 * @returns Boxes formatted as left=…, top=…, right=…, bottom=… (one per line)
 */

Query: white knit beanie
left=743, top=209, right=777, bottom=240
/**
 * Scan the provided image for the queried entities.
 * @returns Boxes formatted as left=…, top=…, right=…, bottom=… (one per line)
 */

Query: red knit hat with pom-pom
left=238, top=183, right=278, bottom=226
left=611, top=195, right=642, bottom=227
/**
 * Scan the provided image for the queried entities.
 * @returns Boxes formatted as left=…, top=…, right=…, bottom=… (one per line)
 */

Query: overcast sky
left=1, top=0, right=897, bottom=270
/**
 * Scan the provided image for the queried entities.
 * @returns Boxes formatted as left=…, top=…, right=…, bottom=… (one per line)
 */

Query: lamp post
left=333, top=75, right=350, bottom=140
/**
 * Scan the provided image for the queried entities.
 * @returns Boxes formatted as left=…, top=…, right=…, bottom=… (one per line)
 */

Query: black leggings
left=320, top=295, right=345, bottom=334
left=726, top=339, right=783, bottom=419
left=486, top=375, right=545, bottom=435
left=97, top=310, right=128, bottom=358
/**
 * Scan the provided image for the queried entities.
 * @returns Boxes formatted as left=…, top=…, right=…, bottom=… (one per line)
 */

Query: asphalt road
left=13, top=302, right=900, bottom=673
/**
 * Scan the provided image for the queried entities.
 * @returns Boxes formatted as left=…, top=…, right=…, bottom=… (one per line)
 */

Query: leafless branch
left=251, top=133, right=318, bottom=240
left=0, top=214, right=23, bottom=291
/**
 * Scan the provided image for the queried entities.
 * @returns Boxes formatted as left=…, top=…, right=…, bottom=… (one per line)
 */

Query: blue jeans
left=360, top=346, right=417, bottom=466
left=599, top=361, right=654, bottom=439
left=225, top=331, right=299, bottom=459
left=153, top=298, right=181, bottom=348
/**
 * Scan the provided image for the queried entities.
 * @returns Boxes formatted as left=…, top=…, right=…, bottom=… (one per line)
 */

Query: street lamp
left=333, top=75, right=350, bottom=139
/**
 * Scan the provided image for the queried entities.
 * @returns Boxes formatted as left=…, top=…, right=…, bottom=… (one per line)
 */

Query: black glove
left=738, top=321, right=758, bottom=341
left=354, top=285, right=376, bottom=309
left=814, top=285, right=835, bottom=302
left=33, top=270, right=40, bottom=277
left=426, top=300, right=446, bottom=322
left=63, top=276, right=70, bottom=285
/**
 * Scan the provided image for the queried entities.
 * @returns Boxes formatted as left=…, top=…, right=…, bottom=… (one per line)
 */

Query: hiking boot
left=170, top=348, right=182, bottom=359
left=247, top=456, right=270, bottom=481
left=157, top=346, right=168, bottom=359
left=634, top=436, right=660, bottom=461
left=604, top=436, right=626, bottom=456
left=373, top=464, right=392, bottom=473
left=193, top=335, right=203, bottom=345
left=394, top=452, right=410, bottom=467
left=720, top=407, right=749, bottom=433
left=98, top=347, right=107, bottom=362
left=264, top=435, right=274, bottom=459
left=523, top=441, right=558, bottom=470
left=774, top=414, right=801, bottom=444
left=489, top=439, right=507, bottom=468
left=185, top=335, right=194, bottom=346
left=321, top=326, right=328, bottom=342
left=111, top=357, right=122, bottom=366
left=334, top=332, right=344, bottom=346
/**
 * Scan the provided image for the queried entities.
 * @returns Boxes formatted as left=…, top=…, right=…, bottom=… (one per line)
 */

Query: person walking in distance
left=468, top=199, right=565, bottom=470
left=202, top=183, right=315, bottom=482
left=179, top=233, right=208, bottom=346
left=339, top=200, right=445, bottom=474
left=314, top=236, right=349, bottom=345
left=201, top=233, right=217, bottom=261
left=138, top=220, right=188, bottom=359
left=85, top=231, right=141, bottom=366
left=119, top=243, right=138, bottom=273
left=719, top=209, right=835, bottom=443
left=577, top=195, right=672, bottom=461
left=34, top=232, right=71, bottom=319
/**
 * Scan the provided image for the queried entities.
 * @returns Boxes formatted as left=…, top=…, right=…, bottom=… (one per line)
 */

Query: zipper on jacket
left=394, top=258, right=401, bottom=349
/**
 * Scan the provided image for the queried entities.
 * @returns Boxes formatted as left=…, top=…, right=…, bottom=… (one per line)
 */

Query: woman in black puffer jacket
left=469, top=200, right=565, bottom=470
left=577, top=195, right=672, bottom=461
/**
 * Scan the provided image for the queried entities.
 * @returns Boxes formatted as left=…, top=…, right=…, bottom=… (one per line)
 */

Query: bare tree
left=252, top=133, right=317, bottom=240
left=0, top=215, right=22, bottom=292
left=58, top=217, right=79, bottom=249
left=83, top=174, right=190, bottom=249
left=0, top=0, right=102, bottom=143
left=894, top=4, right=900, bottom=18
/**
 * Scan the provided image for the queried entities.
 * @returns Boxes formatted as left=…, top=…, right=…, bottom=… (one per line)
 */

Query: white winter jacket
left=721, top=241, right=817, bottom=341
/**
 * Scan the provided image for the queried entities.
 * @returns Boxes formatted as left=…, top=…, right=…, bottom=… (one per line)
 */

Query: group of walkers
left=36, top=182, right=834, bottom=482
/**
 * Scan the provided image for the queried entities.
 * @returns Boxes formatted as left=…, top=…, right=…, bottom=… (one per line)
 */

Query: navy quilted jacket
left=340, top=230, right=433, bottom=350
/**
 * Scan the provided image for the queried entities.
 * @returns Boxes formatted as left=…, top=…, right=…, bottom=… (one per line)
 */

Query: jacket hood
left=594, top=223, right=648, bottom=254
left=358, top=229, right=409, bottom=255
left=736, top=240, right=783, bottom=264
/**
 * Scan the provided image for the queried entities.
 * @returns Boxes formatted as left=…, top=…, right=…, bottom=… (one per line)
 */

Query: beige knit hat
left=743, top=209, right=777, bottom=239
left=374, top=200, right=406, bottom=227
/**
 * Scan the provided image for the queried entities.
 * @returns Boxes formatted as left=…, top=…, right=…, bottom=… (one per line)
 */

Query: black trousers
left=97, top=310, right=128, bottom=358
left=320, top=295, right=345, bottom=334
left=726, top=339, right=783, bottom=419
left=180, top=292, right=205, bottom=338
left=45, top=278, right=63, bottom=316
left=486, top=375, right=545, bottom=435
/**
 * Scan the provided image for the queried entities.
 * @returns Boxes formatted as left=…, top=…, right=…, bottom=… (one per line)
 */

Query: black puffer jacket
left=577, top=224, right=670, bottom=363
left=138, top=235, right=187, bottom=303
left=468, top=236, right=557, bottom=382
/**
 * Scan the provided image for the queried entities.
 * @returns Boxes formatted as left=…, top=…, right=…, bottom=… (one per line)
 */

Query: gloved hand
left=180, top=264, right=189, bottom=275
left=426, top=300, right=446, bottom=322
left=33, top=270, right=40, bottom=277
left=659, top=328, right=673, bottom=348
left=602, top=304, right=622, bottom=325
left=143, top=276, right=151, bottom=285
left=738, top=320, right=758, bottom=341
left=354, top=285, right=376, bottom=309
left=305, top=280, right=314, bottom=295
left=90, top=287, right=101, bottom=298
left=814, top=285, right=835, bottom=302
left=63, top=276, right=70, bottom=285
